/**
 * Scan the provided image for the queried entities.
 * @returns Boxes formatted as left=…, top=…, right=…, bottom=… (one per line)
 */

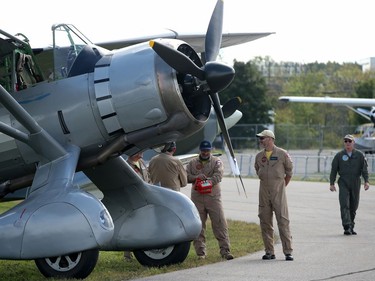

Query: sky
left=1, top=0, right=374, bottom=65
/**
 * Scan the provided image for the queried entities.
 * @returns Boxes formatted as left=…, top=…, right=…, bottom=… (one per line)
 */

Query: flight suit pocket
left=270, top=160, right=285, bottom=179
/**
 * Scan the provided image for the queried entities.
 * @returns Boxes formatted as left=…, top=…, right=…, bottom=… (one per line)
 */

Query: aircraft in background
left=0, top=0, right=272, bottom=278
left=279, top=96, right=375, bottom=153
left=353, top=122, right=373, bottom=138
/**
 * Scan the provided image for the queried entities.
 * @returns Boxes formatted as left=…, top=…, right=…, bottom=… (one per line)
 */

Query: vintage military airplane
left=0, top=0, right=272, bottom=279
left=279, top=96, right=375, bottom=153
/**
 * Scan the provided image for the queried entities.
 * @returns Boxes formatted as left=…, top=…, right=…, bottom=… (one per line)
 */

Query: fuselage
left=0, top=32, right=211, bottom=186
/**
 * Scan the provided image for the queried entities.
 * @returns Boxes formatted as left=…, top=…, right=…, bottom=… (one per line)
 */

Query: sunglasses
left=259, top=137, right=267, bottom=140
left=344, top=139, right=352, bottom=143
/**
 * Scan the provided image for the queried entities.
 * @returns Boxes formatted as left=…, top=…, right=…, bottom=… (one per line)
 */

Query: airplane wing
left=279, top=96, right=375, bottom=106
left=32, top=31, right=273, bottom=61
left=279, top=96, right=375, bottom=122
left=95, top=30, right=273, bottom=52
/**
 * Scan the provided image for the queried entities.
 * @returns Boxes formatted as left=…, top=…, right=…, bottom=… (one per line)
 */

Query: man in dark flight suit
left=330, top=134, right=370, bottom=235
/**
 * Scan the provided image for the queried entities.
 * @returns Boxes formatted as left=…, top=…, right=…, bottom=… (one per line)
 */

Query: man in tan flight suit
left=186, top=140, right=234, bottom=260
left=127, top=151, right=150, bottom=183
left=254, top=130, right=294, bottom=261
left=148, top=142, right=187, bottom=191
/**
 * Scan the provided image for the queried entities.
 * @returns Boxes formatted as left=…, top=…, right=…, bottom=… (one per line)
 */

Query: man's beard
left=199, top=154, right=210, bottom=161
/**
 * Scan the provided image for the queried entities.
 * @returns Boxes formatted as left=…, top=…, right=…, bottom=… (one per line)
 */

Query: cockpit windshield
left=52, top=24, right=92, bottom=79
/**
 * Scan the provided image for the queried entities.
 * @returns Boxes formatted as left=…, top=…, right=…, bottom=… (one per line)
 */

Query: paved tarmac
left=131, top=177, right=375, bottom=281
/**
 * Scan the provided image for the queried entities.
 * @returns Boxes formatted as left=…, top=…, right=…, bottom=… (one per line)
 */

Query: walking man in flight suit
left=330, top=134, right=370, bottom=235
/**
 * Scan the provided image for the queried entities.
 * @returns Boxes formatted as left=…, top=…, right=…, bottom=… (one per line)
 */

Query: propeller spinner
left=149, top=0, right=245, bottom=194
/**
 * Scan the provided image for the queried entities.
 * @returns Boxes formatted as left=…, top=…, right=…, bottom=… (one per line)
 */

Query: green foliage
left=356, top=77, right=375, bottom=99
left=0, top=200, right=22, bottom=212
left=220, top=57, right=373, bottom=142
left=222, top=57, right=375, bottom=149
left=354, top=76, right=375, bottom=123
left=267, top=60, right=374, bottom=148
left=221, top=60, right=271, bottom=124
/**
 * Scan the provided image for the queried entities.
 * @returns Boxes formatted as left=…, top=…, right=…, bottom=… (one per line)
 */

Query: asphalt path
left=130, top=177, right=375, bottom=281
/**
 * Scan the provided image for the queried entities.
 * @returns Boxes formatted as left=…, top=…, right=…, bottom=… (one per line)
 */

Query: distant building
left=254, top=60, right=305, bottom=78
left=358, top=57, right=375, bottom=72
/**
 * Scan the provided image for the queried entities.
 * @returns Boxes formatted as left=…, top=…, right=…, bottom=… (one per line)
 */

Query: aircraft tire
left=34, top=249, right=99, bottom=279
left=133, top=241, right=191, bottom=267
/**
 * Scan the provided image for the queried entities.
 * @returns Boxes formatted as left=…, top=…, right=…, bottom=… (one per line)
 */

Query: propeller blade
left=205, top=0, right=224, bottom=62
left=149, top=40, right=205, bottom=80
left=217, top=110, right=242, bottom=135
left=210, top=92, right=234, bottom=160
left=222, top=97, right=242, bottom=118
left=205, top=1, right=240, bottom=190
left=211, top=92, right=246, bottom=195
left=221, top=134, right=247, bottom=198
left=221, top=135, right=240, bottom=176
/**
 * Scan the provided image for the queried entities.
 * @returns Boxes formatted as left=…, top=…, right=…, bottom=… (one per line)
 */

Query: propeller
left=149, top=0, right=246, bottom=195
left=222, top=97, right=242, bottom=118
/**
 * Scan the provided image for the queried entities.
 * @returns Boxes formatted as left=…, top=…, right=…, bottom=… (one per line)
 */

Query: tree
left=221, top=60, right=271, bottom=124
left=275, top=62, right=365, bottom=127
left=355, top=75, right=375, bottom=123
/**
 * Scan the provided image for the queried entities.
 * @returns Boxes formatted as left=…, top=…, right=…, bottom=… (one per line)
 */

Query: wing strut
left=0, top=85, right=66, bottom=161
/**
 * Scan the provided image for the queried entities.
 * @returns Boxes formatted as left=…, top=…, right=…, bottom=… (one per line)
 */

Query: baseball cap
left=199, top=140, right=212, bottom=150
left=343, top=134, right=355, bottom=141
left=161, top=142, right=176, bottom=152
left=256, top=130, right=275, bottom=139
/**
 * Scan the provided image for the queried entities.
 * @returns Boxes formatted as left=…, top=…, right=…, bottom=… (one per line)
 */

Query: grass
left=0, top=201, right=263, bottom=281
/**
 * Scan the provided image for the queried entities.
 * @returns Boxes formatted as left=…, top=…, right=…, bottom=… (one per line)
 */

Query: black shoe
left=222, top=253, right=234, bottom=260
left=351, top=228, right=357, bottom=235
left=343, top=225, right=352, bottom=235
left=285, top=254, right=294, bottom=261
left=262, top=253, right=276, bottom=260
